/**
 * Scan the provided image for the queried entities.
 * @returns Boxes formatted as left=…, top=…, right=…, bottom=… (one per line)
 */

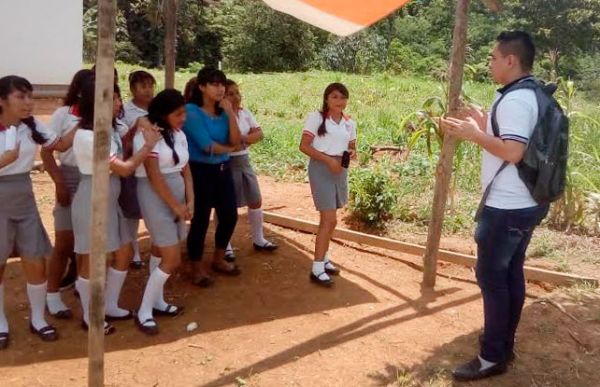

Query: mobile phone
left=341, top=151, right=350, bottom=168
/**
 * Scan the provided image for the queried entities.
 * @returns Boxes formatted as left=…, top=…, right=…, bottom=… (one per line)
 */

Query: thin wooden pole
left=89, top=1, right=116, bottom=386
left=164, top=0, right=178, bottom=89
left=422, top=0, right=471, bottom=289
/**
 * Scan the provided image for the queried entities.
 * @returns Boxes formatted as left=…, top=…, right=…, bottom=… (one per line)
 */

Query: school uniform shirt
left=0, top=119, right=58, bottom=176
left=231, top=107, right=259, bottom=157
left=122, top=101, right=148, bottom=129
left=73, top=128, right=121, bottom=175
left=482, top=77, right=539, bottom=209
left=183, top=103, right=231, bottom=164
left=133, top=128, right=189, bottom=177
left=302, top=111, right=357, bottom=156
left=47, top=105, right=80, bottom=167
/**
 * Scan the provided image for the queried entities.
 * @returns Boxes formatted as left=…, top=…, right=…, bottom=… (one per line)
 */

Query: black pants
left=475, top=204, right=548, bottom=363
left=187, top=161, right=238, bottom=262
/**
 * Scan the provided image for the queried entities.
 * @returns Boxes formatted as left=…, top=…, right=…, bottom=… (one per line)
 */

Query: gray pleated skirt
left=0, top=173, right=52, bottom=263
left=72, top=174, right=132, bottom=254
left=308, top=158, right=348, bottom=211
left=137, top=173, right=187, bottom=247
left=230, top=154, right=262, bottom=208
left=53, top=164, right=80, bottom=231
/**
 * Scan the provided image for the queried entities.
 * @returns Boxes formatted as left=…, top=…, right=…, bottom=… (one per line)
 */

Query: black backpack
left=476, top=78, right=569, bottom=219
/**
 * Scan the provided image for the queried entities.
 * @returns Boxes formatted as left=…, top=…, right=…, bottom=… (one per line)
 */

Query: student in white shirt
left=0, top=75, right=77, bottom=347
left=133, top=89, right=193, bottom=335
left=120, top=70, right=157, bottom=270
left=299, top=83, right=357, bottom=287
left=41, top=68, right=94, bottom=319
left=71, top=78, right=160, bottom=335
left=221, top=80, right=278, bottom=262
left=441, top=31, right=550, bottom=381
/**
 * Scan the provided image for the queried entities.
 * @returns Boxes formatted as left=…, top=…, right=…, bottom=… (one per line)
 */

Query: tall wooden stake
left=422, top=0, right=470, bottom=288
left=89, top=1, right=116, bottom=386
left=164, top=0, right=178, bottom=89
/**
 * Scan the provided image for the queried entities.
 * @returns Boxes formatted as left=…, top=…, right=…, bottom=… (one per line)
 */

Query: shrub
left=348, top=166, right=398, bottom=226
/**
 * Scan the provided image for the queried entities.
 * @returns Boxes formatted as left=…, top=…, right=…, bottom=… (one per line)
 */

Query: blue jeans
left=475, top=205, right=549, bottom=363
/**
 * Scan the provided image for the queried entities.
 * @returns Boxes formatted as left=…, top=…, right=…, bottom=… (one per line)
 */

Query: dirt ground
left=0, top=106, right=598, bottom=386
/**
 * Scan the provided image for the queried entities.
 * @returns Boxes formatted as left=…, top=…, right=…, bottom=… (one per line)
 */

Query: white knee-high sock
left=105, top=268, right=129, bottom=317
left=138, top=268, right=170, bottom=326
left=248, top=208, right=268, bottom=245
left=0, top=284, right=8, bottom=333
left=149, top=255, right=161, bottom=273
left=46, top=291, right=70, bottom=314
left=75, top=277, right=90, bottom=324
left=27, top=282, right=49, bottom=330
left=149, top=256, right=167, bottom=308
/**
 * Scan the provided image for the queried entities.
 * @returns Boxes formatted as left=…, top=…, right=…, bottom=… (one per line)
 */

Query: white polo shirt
left=482, top=85, right=539, bottom=209
left=122, top=101, right=147, bottom=129
left=231, top=107, right=259, bottom=157
left=73, top=129, right=120, bottom=175
left=47, top=105, right=80, bottom=167
left=0, top=119, right=58, bottom=176
left=302, top=111, right=357, bottom=156
left=133, top=128, right=189, bottom=177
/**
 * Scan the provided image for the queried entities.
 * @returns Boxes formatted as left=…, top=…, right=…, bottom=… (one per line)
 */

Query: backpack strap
left=474, top=161, right=509, bottom=221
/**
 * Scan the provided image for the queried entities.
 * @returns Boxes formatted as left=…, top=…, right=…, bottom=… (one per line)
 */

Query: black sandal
left=192, top=276, right=215, bottom=288
left=253, top=241, right=279, bottom=252
left=135, top=317, right=159, bottom=335
left=0, top=332, right=9, bottom=350
left=49, top=308, right=73, bottom=320
left=325, top=264, right=341, bottom=276
left=153, top=304, right=184, bottom=317
left=29, top=323, right=58, bottom=342
left=129, top=260, right=144, bottom=270
left=224, top=249, right=236, bottom=263
left=81, top=321, right=116, bottom=336
left=310, top=272, right=334, bottom=287
left=211, top=263, right=241, bottom=276
left=105, top=310, right=134, bottom=321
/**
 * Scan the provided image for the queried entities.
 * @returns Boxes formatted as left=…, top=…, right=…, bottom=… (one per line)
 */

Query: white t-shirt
left=0, top=119, right=58, bottom=176
left=47, top=106, right=80, bottom=166
left=231, top=108, right=260, bottom=157
left=122, top=101, right=147, bottom=129
left=73, top=129, right=120, bottom=175
left=481, top=85, right=539, bottom=209
left=133, top=128, right=189, bottom=177
left=302, top=111, right=357, bottom=156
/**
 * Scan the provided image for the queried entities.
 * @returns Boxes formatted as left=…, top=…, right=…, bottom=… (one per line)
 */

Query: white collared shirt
left=122, top=101, right=147, bottom=129
left=0, top=119, right=58, bottom=176
left=302, top=111, right=357, bottom=156
left=47, top=106, right=80, bottom=166
left=73, top=128, right=120, bottom=175
left=231, top=107, right=260, bottom=157
left=133, top=128, right=189, bottom=177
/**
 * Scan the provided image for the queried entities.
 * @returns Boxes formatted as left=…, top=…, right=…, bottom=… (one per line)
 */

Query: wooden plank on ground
left=263, top=212, right=598, bottom=287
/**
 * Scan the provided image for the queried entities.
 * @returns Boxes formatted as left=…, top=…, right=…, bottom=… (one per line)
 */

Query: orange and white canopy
left=262, top=0, right=413, bottom=36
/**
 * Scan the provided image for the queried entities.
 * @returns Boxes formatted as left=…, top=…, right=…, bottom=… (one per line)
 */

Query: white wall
left=0, top=0, right=83, bottom=85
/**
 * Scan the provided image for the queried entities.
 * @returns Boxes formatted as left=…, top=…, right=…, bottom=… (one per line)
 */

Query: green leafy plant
left=348, top=166, right=398, bottom=226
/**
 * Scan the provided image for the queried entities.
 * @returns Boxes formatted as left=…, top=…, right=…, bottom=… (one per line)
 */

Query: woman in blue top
left=184, top=67, right=242, bottom=287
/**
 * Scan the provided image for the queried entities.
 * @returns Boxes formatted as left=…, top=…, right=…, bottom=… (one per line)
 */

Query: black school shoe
left=452, top=357, right=507, bottom=381
left=310, top=272, right=334, bottom=287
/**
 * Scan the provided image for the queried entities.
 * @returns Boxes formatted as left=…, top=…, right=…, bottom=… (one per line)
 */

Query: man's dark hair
left=496, top=31, right=535, bottom=72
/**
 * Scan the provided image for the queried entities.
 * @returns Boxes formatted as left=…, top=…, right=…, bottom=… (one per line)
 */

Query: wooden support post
left=422, top=0, right=471, bottom=289
left=164, top=0, right=178, bottom=89
left=89, top=1, right=116, bottom=386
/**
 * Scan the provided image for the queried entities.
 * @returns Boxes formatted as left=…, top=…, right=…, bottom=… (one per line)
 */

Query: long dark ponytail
left=188, top=66, right=226, bottom=115
left=0, top=75, right=46, bottom=145
left=78, top=76, right=119, bottom=130
left=317, top=82, right=349, bottom=137
left=147, top=89, right=186, bottom=164
left=64, top=69, right=94, bottom=107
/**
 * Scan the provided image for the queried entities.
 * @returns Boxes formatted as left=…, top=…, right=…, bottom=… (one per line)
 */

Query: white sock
left=75, top=277, right=90, bottom=324
left=46, top=291, right=70, bottom=314
left=225, top=242, right=234, bottom=253
left=128, top=219, right=142, bottom=262
left=105, top=267, right=129, bottom=317
left=138, top=268, right=170, bottom=326
left=149, top=255, right=162, bottom=273
left=0, top=284, right=8, bottom=333
left=27, top=282, right=49, bottom=330
left=312, top=261, right=330, bottom=280
left=324, top=250, right=336, bottom=270
left=248, top=208, right=268, bottom=246
left=478, top=355, right=497, bottom=371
